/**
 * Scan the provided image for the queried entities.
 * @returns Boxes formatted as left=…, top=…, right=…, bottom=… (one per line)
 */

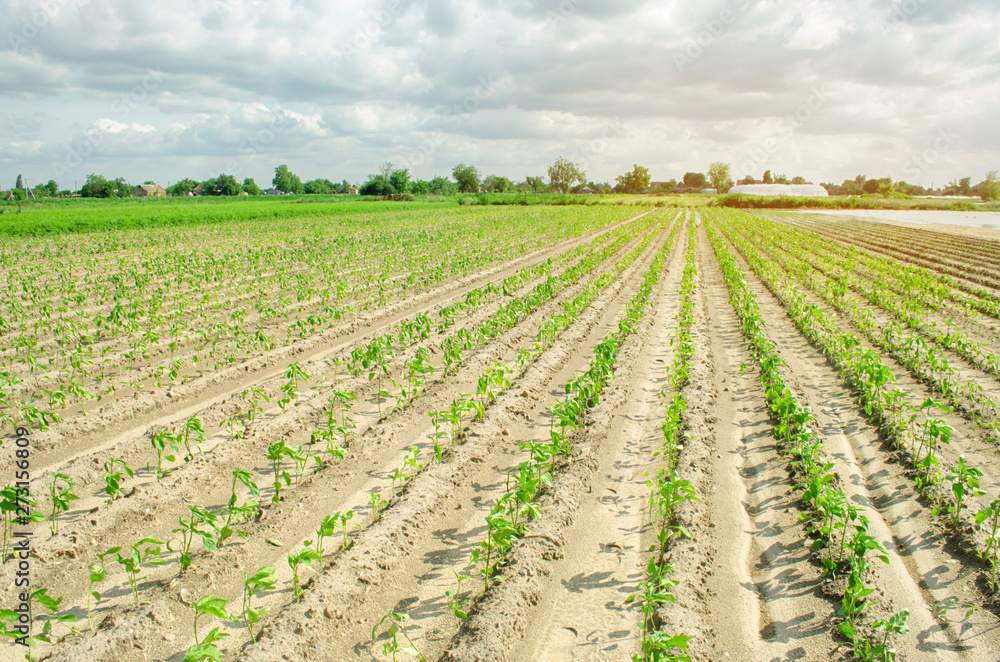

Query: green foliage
left=615, top=164, right=651, bottom=193
left=80, top=173, right=130, bottom=198
left=242, top=177, right=261, bottom=196
left=240, top=566, right=277, bottom=640
left=371, top=611, right=423, bottom=662
left=100, top=538, right=167, bottom=605
left=287, top=541, right=323, bottom=602
left=707, top=161, right=733, bottom=193
left=682, top=172, right=706, bottom=189
left=102, top=457, right=133, bottom=501
left=46, top=473, right=78, bottom=536
left=272, top=164, right=303, bottom=194
left=200, top=173, right=242, bottom=196
left=980, top=170, right=999, bottom=201
left=169, top=178, right=200, bottom=196
left=548, top=156, right=586, bottom=193
left=183, top=595, right=230, bottom=662
left=452, top=162, right=481, bottom=192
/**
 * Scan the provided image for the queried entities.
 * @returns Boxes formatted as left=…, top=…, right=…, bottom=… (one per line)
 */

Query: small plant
left=0, top=588, right=79, bottom=659
left=100, top=538, right=167, bottom=605
left=102, top=457, right=133, bottom=502
left=626, top=559, right=687, bottom=662
left=85, top=560, right=107, bottom=633
left=266, top=440, right=292, bottom=502
left=389, top=467, right=408, bottom=497
left=470, top=507, right=518, bottom=592
left=976, top=497, right=1000, bottom=592
left=404, top=446, right=422, bottom=479
left=183, top=595, right=230, bottom=662
left=315, top=514, right=338, bottom=556
left=287, top=541, right=323, bottom=602
left=240, top=566, right=277, bottom=640
left=46, top=473, right=78, bottom=536
left=222, top=470, right=260, bottom=545
left=278, top=361, right=309, bottom=409
left=182, top=416, right=206, bottom=461
left=150, top=429, right=181, bottom=477
left=369, top=490, right=388, bottom=524
left=445, top=571, right=471, bottom=622
left=371, top=611, right=423, bottom=662
left=868, top=609, right=910, bottom=662
left=335, top=509, right=355, bottom=549
left=171, top=505, right=220, bottom=572
left=936, top=456, right=985, bottom=531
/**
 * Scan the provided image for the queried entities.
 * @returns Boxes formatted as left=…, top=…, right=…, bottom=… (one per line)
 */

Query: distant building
left=192, top=183, right=207, bottom=196
left=264, top=188, right=287, bottom=195
left=701, top=188, right=718, bottom=195
left=728, top=184, right=829, bottom=197
left=131, top=183, right=167, bottom=197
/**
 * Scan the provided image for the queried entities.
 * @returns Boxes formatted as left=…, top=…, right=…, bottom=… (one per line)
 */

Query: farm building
left=728, top=183, right=829, bottom=196
left=131, top=184, right=167, bottom=197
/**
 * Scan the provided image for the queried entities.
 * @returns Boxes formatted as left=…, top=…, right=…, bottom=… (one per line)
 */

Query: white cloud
left=0, top=0, right=998, bottom=188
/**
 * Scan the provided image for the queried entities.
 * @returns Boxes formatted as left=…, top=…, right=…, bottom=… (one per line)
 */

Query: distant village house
left=131, top=184, right=167, bottom=197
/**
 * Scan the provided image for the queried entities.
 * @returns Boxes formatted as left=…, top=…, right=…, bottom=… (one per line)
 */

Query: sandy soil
left=4, top=206, right=1000, bottom=662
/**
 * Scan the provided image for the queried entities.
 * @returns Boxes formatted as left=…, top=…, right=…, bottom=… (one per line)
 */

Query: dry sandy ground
left=4, top=208, right=1000, bottom=662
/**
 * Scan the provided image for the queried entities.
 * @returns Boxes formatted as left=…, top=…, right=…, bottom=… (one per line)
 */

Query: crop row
left=0, top=213, right=672, bottom=661
left=720, top=213, right=1000, bottom=444
left=630, top=216, right=699, bottom=662
left=710, top=209, right=1000, bottom=614
left=706, top=215, right=911, bottom=661
left=1, top=207, right=633, bottom=434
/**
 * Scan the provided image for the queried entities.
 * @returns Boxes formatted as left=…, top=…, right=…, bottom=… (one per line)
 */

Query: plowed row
left=3, top=206, right=1000, bottom=662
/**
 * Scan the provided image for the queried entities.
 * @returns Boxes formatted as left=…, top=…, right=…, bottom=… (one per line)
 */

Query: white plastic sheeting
left=728, top=184, right=829, bottom=196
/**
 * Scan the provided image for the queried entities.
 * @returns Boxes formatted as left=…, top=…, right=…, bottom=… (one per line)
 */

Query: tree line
left=4, top=163, right=998, bottom=201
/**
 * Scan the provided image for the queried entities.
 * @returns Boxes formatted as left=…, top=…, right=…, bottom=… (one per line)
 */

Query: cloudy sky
left=1, top=0, right=998, bottom=190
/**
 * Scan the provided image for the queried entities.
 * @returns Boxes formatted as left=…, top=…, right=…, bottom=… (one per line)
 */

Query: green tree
left=762, top=170, right=773, bottom=184
left=427, top=176, right=458, bottom=195
left=614, top=164, right=651, bottom=193
left=169, top=178, right=199, bottom=196
left=452, top=163, right=481, bottom=193
left=547, top=157, right=586, bottom=194
left=389, top=168, right=411, bottom=194
left=272, top=164, right=303, bottom=194
left=946, top=176, right=974, bottom=196
left=483, top=174, right=513, bottom=192
left=790, top=176, right=806, bottom=185
left=15, top=174, right=23, bottom=190
left=519, top=175, right=550, bottom=193
left=979, top=171, right=999, bottom=201
left=80, top=173, right=129, bottom=198
left=304, top=178, right=335, bottom=194
left=682, top=172, right=706, bottom=189
left=214, top=173, right=242, bottom=196
left=652, top=180, right=676, bottom=194
left=707, top=162, right=733, bottom=193
left=242, top=177, right=261, bottom=196
left=358, top=175, right=392, bottom=196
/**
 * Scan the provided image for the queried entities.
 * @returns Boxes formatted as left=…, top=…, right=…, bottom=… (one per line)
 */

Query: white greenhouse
left=728, top=184, right=829, bottom=196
